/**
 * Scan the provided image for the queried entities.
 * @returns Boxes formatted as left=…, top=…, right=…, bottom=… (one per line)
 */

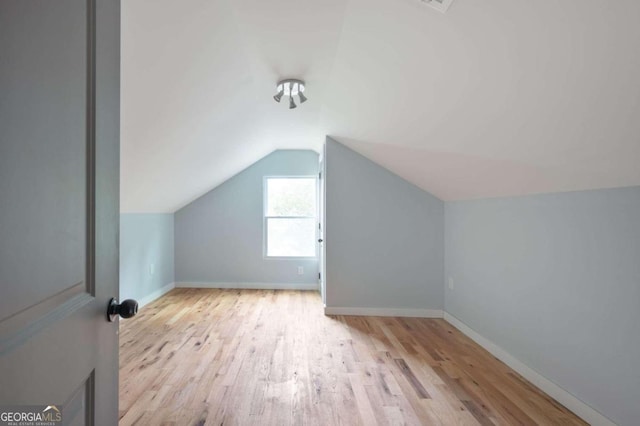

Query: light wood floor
left=119, top=289, right=585, bottom=425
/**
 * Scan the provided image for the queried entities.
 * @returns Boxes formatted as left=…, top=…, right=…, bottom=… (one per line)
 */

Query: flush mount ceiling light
left=273, top=79, right=307, bottom=109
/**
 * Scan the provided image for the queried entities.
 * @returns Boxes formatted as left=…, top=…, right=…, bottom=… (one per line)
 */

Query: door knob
left=107, top=298, right=138, bottom=322
left=318, top=239, right=323, bottom=243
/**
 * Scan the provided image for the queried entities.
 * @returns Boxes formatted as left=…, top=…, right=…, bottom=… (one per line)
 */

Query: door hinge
left=318, top=171, right=322, bottom=180
left=318, top=272, right=321, bottom=280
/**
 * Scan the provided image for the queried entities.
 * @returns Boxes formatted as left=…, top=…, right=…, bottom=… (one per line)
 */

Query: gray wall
left=120, top=214, right=175, bottom=301
left=445, top=186, right=640, bottom=426
left=325, top=138, right=444, bottom=310
left=175, top=150, right=319, bottom=285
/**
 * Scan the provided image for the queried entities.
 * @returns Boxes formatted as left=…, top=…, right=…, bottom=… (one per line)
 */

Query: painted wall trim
left=324, top=306, right=443, bottom=318
left=137, top=282, right=175, bottom=309
left=443, top=312, right=616, bottom=426
left=176, top=282, right=319, bottom=291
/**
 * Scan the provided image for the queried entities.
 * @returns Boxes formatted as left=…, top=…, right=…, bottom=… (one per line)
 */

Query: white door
left=0, top=0, right=122, bottom=423
left=318, top=150, right=326, bottom=305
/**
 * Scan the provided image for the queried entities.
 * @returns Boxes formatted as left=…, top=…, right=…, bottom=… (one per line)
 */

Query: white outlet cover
left=297, top=266, right=304, bottom=275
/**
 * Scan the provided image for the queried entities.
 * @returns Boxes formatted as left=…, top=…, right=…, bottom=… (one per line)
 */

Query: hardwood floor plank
left=393, top=358, right=431, bottom=399
left=119, top=289, right=587, bottom=426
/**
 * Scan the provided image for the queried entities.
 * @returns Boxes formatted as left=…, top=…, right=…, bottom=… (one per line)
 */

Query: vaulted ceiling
left=121, top=0, right=640, bottom=212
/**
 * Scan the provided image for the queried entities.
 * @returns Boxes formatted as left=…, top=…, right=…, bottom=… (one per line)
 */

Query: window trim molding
left=263, top=175, right=319, bottom=260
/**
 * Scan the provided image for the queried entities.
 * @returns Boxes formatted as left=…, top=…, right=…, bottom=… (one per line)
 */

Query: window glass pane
left=267, top=178, right=316, bottom=217
left=267, top=218, right=316, bottom=257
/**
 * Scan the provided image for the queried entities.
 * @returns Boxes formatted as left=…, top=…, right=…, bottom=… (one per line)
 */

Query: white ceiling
left=121, top=0, right=640, bottom=212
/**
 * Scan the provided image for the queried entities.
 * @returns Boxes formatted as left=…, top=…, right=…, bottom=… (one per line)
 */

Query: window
left=264, top=177, right=317, bottom=258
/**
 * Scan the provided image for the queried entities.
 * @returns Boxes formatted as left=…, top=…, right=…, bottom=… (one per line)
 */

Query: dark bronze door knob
left=107, top=298, right=138, bottom=322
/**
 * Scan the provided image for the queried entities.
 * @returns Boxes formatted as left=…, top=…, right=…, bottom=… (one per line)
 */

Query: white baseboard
left=175, top=282, right=319, bottom=291
left=443, top=312, right=616, bottom=426
left=324, top=306, right=443, bottom=318
left=137, top=282, right=175, bottom=308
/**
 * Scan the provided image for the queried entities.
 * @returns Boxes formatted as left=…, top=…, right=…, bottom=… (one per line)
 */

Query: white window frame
left=263, top=175, right=318, bottom=259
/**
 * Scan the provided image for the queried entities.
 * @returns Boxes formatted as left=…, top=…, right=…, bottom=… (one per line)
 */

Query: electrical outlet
left=448, top=277, right=454, bottom=290
left=149, top=263, right=155, bottom=276
left=297, top=266, right=304, bottom=275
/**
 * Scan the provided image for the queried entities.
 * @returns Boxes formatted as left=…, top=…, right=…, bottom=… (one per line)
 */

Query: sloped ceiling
left=121, top=0, right=640, bottom=212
